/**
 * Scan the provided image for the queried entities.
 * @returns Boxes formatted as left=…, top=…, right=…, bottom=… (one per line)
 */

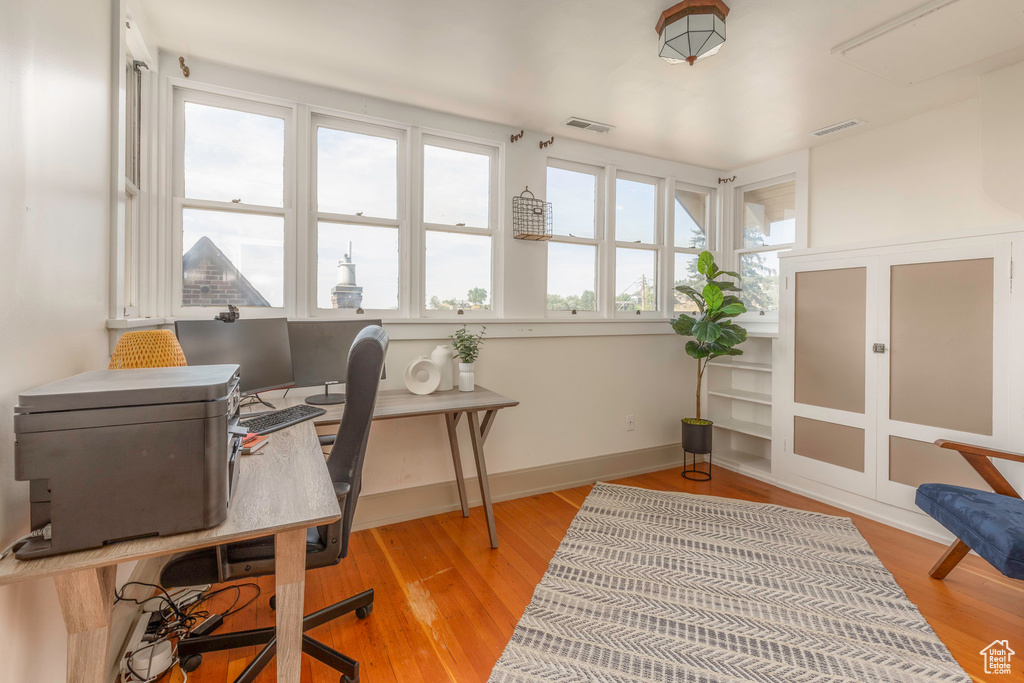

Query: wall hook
left=510, top=130, right=524, bottom=144
left=717, top=175, right=736, bottom=184
left=539, top=136, right=555, bottom=150
left=179, top=56, right=190, bottom=78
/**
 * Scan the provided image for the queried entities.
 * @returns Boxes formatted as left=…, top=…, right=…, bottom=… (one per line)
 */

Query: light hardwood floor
left=162, top=466, right=1023, bottom=682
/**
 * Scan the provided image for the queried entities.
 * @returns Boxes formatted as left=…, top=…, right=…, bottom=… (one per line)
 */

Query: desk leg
left=468, top=410, right=499, bottom=549
left=54, top=565, right=116, bottom=683
left=445, top=411, right=470, bottom=517
left=275, top=528, right=307, bottom=682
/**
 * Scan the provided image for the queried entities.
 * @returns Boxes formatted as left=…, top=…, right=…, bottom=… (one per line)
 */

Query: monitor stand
left=306, top=383, right=346, bottom=406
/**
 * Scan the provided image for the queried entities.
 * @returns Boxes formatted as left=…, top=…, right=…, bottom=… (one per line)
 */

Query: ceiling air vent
left=563, top=117, right=614, bottom=134
left=810, top=119, right=865, bottom=138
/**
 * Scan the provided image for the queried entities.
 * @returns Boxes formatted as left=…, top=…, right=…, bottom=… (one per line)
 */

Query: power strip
left=141, top=584, right=210, bottom=613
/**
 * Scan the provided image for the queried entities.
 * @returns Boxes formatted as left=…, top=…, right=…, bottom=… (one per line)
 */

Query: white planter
left=430, top=344, right=455, bottom=391
left=458, top=362, right=475, bottom=392
left=403, top=356, right=441, bottom=395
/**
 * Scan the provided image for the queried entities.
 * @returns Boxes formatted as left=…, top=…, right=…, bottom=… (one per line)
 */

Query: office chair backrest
left=326, top=325, right=388, bottom=558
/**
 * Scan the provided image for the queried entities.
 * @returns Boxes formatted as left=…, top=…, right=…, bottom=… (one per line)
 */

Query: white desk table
left=268, top=386, right=519, bottom=549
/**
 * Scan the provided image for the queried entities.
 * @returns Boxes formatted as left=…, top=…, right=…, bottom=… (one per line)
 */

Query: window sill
left=107, top=316, right=684, bottom=340
left=106, top=317, right=168, bottom=330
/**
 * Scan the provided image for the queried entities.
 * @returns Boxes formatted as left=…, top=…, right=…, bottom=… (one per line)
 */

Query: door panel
left=794, top=417, right=865, bottom=472
left=781, top=256, right=876, bottom=498
left=794, top=268, right=867, bottom=413
left=888, top=436, right=990, bottom=490
left=889, top=258, right=993, bottom=435
left=876, top=244, right=1010, bottom=512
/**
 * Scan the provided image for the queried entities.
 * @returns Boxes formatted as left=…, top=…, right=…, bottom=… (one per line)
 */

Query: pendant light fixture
left=656, top=0, right=730, bottom=65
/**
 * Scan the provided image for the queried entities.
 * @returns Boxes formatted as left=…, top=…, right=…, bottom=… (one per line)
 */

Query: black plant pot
left=681, top=419, right=713, bottom=481
left=681, top=420, right=713, bottom=454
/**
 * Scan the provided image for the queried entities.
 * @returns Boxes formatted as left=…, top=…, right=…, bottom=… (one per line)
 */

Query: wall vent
left=563, top=117, right=614, bottom=133
left=810, top=119, right=865, bottom=137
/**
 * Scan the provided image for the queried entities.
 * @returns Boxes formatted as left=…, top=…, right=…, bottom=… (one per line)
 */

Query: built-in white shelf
left=707, top=360, right=773, bottom=373
left=705, top=334, right=776, bottom=483
left=712, top=417, right=771, bottom=440
left=714, top=448, right=772, bottom=477
left=708, top=388, right=772, bottom=405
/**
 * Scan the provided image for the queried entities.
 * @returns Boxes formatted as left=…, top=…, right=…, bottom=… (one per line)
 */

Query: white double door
left=778, top=235, right=1018, bottom=511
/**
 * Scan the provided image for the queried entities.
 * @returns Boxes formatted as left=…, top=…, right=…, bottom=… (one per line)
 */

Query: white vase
left=403, top=356, right=441, bottom=395
left=430, top=344, right=455, bottom=391
left=458, top=362, right=475, bottom=392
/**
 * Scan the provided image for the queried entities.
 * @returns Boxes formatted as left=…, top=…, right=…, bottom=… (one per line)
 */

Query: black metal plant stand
left=682, top=447, right=712, bottom=481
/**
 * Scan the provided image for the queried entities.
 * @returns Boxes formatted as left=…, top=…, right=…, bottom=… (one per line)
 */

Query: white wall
left=980, top=61, right=1024, bottom=218
left=0, top=0, right=115, bottom=679
left=808, top=97, right=1022, bottom=248
left=356, top=336, right=693, bottom=495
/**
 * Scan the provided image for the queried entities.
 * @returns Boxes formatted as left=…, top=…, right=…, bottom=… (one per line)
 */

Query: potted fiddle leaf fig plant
left=671, top=251, right=748, bottom=464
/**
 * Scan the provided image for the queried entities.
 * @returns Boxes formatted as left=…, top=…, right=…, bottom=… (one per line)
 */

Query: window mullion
left=293, top=103, right=311, bottom=319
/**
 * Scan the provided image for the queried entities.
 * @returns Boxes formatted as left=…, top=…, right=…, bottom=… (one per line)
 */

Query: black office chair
left=160, top=325, right=389, bottom=683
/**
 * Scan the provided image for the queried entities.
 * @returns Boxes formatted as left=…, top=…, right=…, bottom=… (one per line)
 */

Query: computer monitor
left=288, top=319, right=384, bottom=406
left=174, top=319, right=294, bottom=401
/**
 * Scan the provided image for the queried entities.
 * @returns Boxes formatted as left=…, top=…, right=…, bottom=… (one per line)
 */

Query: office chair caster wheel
left=356, top=603, right=373, bottom=619
left=180, top=654, right=203, bottom=673
left=269, top=595, right=276, bottom=611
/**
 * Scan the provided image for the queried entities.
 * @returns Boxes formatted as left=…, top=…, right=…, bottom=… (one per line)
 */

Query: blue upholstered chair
left=915, top=440, right=1024, bottom=580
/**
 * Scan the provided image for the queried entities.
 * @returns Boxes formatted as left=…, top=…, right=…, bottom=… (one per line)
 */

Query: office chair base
left=177, top=588, right=373, bottom=683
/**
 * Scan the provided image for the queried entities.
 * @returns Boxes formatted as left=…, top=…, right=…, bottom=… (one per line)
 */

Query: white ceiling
left=135, top=0, right=1024, bottom=170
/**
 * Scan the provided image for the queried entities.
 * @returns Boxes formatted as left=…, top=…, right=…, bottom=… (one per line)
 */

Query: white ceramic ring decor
left=404, top=356, right=441, bottom=395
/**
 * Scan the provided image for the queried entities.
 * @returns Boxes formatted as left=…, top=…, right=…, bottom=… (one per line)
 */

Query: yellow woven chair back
left=109, top=329, right=188, bottom=370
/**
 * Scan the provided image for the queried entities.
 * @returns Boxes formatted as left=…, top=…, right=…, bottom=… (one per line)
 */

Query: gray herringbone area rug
left=489, top=483, right=970, bottom=683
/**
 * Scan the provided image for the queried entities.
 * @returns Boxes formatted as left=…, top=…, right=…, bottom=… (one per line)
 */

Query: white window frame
left=545, top=158, right=605, bottom=318
left=732, top=173, right=797, bottom=323
left=670, top=180, right=716, bottom=317
left=112, top=10, right=155, bottom=320
left=169, top=86, right=296, bottom=319
left=612, top=169, right=664, bottom=319
left=420, top=132, right=503, bottom=318
left=308, top=112, right=410, bottom=319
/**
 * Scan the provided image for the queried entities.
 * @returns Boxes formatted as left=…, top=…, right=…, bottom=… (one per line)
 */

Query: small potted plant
left=671, top=251, right=748, bottom=475
left=450, top=325, right=486, bottom=392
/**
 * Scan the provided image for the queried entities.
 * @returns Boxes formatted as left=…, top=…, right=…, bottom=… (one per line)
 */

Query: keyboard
left=238, top=404, right=327, bottom=436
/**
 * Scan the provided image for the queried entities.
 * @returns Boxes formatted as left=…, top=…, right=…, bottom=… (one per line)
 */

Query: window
left=174, top=91, right=291, bottom=313
left=614, top=172, right=661, bottom=315
left=673, top=184, right=712, bottom=314
left=422, top=136, right=498, bottom=313
left=546, top=160, right=601, bottom=314
left=314, top=117, right=404, bottom=312
left=735, top=178, right=795, bottom=315
left=122, top=57, right=143, bottom=316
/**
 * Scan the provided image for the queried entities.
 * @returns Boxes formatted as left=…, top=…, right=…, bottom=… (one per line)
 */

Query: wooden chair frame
left=927, top=440, right=1024, bottom=579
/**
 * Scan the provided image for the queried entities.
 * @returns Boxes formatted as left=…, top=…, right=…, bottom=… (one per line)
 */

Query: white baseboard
left=711, top=461, right=953, bottom=545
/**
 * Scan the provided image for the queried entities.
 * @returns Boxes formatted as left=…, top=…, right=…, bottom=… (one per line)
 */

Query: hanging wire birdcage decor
left=512, top=187, right=552, bottom=241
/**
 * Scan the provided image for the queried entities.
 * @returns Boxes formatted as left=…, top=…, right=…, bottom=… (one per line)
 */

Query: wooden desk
left=270, top=386, right=519, bottom=549
left=0, top=420, right=340, bottom=683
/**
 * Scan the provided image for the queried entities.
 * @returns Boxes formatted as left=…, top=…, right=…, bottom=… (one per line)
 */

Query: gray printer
left=13, top=364, right=243, bottom=559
